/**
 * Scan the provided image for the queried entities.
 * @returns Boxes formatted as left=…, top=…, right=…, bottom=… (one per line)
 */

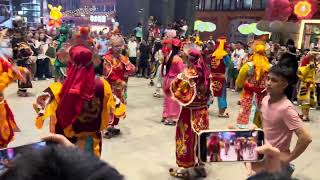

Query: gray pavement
left=4, top=77, right=319, bottom=180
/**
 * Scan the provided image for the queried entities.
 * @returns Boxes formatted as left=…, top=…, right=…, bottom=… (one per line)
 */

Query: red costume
left=103, top=50, right=135, bottom=126
left=170, top=49, right=210, bottom=169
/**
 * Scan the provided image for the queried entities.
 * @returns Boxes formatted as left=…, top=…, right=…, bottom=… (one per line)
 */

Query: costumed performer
left=161, top=38, right=184, bottom=125
left=210, top=36, right=232, bottom=118
left=297, top=50, right=319, bottom=122
left=236, top=40, right=271, bottom=128
left=33, top=29, right=125, bottom=157
left=0, top=32, right=28, bottom=148
left=103, top=35, right=136, bottom=138
left=169, top=47, right=210, bottom=178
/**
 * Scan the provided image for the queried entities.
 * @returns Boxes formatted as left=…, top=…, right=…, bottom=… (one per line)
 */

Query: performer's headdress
left=56, top=27, right=96, bottom=129
left=249, top=40, right=270, bottom=81
left=185, top=45, right=210, bottom=87
left=110, top=34, right=125, bottom=46
left=194, top=36, right=203, bottom=46
left=212, top=36, right=228, bottom=60
left=17, top=42, right=34, bottom=58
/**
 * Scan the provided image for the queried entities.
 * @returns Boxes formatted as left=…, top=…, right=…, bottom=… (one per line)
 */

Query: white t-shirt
left=232, top=49, right=245, bottom=69
left=180, top=25, right=188, bottom=37
left=128, top=40, right=138, bottom=58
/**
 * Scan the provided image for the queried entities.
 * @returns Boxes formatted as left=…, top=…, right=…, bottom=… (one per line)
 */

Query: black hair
left=286, top=39, right=295, bottom=46
left=303, top=48, right=310, bottom=53
left=269, top=64, right=294, bottom=84
left=270, top=64, right=296, bottom=98
left=236, top=41, right=243, bottom=46
left=247, top=171, right=291, bottom=180
left=0, top=145, right=123, bottom=180
left=162, top=45, right=180, bottom=75
left=153, top=41, right=162, bottom=55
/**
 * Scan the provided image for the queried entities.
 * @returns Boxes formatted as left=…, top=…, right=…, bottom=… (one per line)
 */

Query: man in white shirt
left=230, top=41, right=245, bottom=90
left=96, top=33, right=109, bottom=56
left=95, top=33, right=109, bottom=75
left=128, top=35, right=138, bottom=66
left=180, top=20, right=188, bottom=38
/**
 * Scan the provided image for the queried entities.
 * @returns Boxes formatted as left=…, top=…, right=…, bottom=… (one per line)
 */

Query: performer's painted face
left=112, top=43, right=123, bottom=55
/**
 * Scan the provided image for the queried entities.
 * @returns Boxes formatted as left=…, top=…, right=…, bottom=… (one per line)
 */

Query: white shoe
left=153, top=92, right=161, bottom=98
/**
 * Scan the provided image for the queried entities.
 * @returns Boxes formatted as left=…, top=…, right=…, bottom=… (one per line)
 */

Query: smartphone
left=199, top=129, right=264, bottom=163
left=0, top=141, right=52, bottom=173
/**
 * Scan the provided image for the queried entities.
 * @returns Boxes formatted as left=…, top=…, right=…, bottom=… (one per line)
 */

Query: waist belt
left=186, top=102, right=208, bottom=109
left=211, top=73, right=225, bottom=78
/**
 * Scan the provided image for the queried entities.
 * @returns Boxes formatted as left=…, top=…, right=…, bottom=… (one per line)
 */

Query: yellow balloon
left=48, top=4, right=63, bottom=21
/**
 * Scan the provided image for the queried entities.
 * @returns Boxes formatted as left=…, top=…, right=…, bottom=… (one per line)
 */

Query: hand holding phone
left=199, top=130, right=265, bottom=163
left=0, top=141, right=51, bottom=173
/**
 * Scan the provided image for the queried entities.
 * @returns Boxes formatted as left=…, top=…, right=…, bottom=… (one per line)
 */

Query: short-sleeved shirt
left=134, top=27, right=143, bottom=38
left=128, top=41, right=138, bottom=58
left=261, top=95, right=304, bottom=153
left=232, top=49, right=245, bottom=69
left=96, top=38, right=108, bottom=56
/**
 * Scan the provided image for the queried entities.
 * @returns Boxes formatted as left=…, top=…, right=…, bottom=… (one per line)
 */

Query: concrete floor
left=4, top=77, right=319, bottom=180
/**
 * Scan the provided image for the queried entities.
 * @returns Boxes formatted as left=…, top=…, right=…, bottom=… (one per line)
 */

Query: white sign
left=90, top=15, right=107, bottom=23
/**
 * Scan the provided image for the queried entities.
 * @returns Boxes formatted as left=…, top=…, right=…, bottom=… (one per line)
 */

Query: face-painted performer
left=102, top=35, right=135, bottom=138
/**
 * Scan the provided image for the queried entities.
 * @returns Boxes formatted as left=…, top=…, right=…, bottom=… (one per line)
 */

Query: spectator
left=230, top=41, right=245, bottom=90
left=138, top=40, right=151, bottom=78
left=260, top=64, right=312, bottom=178
left=127, top=35, right=138, bottom=67
left=35, top=32, right=51, bottom=80
left=133, top=23, right=143, bottom=42
left=95, top=32, right=109, bottom=75
left=179, top=20, right=188, bottom=38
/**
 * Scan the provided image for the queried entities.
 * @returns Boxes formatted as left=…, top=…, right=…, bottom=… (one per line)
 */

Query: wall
left=116, top=0, right=141, bottom=35
left=195, top=10, right=265, bottom=41
left=80, top=0, right=116, bottom=7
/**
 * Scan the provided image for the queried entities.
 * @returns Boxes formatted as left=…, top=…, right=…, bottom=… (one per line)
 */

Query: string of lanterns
left=63, top=7, right=96, bottom=16
left=62, top=7, right=116, bottom=17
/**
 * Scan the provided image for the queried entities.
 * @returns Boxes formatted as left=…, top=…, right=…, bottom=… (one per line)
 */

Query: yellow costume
left=33, top=77, right=125, bottom=157
left=0, top=58, right=26, bottom=148
left=297, top=55, right=317, bottom=112
left=236, top=40, right=270, bottom=128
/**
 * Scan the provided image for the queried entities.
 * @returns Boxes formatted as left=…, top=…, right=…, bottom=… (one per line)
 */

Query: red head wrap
left=172, top=38, right=182, bottom=48
left=56, top=45, right=95, bottom=129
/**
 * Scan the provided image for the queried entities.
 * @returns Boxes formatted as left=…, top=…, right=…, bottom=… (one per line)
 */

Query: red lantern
left=266, top=0, right=293, bottom=21
left=293, top=0, right=318, bottom=20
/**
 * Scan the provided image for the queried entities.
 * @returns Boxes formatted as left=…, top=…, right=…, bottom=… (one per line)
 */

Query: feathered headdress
left=249, top=40, right=270, bottom=81
left=212, top=36, right=228, bottom=60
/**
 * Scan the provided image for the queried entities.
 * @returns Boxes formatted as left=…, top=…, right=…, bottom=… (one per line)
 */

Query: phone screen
left=0, top=141, right=48, bottom=173
left=199, top=130, right=264, bottom=162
